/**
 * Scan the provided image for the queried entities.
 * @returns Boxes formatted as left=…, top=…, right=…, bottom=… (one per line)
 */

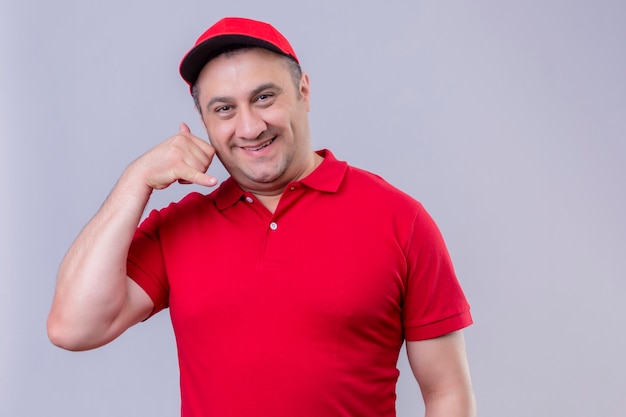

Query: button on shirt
left=127, top=149, right=472, bottom=417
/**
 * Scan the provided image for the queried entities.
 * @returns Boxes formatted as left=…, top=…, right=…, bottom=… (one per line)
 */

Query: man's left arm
left=407, top=330, right=477, bottom=417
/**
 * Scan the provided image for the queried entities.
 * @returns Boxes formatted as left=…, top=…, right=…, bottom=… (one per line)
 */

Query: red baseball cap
left=179, top=17, right=299, bottom=88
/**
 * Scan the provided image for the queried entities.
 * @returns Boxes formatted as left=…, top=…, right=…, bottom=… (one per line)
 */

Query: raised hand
left=130, top=123, right=218, bottom=190
left=48, top=123, right=220, bottom=351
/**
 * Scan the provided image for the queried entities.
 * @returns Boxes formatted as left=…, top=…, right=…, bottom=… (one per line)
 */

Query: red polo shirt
left=127, top=149, right=472, bottom=417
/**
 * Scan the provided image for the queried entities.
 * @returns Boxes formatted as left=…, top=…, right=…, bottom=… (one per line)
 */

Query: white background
left=1, top=0, right=625, bottom=416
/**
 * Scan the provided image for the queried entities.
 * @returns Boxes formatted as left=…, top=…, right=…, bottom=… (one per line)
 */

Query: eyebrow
left=205, top=82, right=283, bottom=110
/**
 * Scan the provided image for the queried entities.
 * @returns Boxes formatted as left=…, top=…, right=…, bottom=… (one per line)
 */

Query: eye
left=211, top=104, right=236, bottom=119
left=215, top=105, right=232, bottom=113
left=255, top=92, right=276, bottom=107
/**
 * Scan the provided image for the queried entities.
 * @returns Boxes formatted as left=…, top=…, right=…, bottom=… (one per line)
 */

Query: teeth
left=244, top=139, right=273, bottom=151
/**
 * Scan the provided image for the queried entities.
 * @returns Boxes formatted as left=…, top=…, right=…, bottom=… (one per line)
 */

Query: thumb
left=179, top=122, right=191, bottom=133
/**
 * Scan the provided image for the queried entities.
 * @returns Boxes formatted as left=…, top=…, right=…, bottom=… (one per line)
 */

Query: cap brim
left=179, top=34, right=291, bottom=86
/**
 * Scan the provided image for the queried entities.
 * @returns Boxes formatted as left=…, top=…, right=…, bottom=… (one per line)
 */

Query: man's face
left=195, top=48, right=312, bottom=195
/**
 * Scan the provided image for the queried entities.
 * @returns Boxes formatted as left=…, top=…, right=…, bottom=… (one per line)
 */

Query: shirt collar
left=215, top=149, right=347, bottom=211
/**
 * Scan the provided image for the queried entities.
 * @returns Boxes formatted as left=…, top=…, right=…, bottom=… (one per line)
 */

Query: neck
left=251, top=152, right=324, bottom=213
left=253, top=193, right=282, bottom=213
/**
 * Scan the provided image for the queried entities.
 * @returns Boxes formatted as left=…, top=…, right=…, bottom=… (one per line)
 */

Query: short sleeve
left=127, top=209, right=170, bottom=318
left=402, top=205, right=472, bottom=340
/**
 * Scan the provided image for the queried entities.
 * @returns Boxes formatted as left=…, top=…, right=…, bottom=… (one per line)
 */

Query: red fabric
left=179, top=17, right=299, bottom=88
left=127, top=149, right=472, bottom=417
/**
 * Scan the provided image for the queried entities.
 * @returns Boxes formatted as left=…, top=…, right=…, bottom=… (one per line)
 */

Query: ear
left=299, top=72, right=311, bottom=111
left=197, top=109, right=205, bottom=126
left=195, top=111, right=214, bottom=146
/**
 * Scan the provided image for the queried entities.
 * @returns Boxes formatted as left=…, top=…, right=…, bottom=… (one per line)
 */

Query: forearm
left=407, top=332, right=476, bottom=417
left=48, top=168, right=152, bottom=349
left=423, top=388, right=477, bottom=417
left=48, top=125, right=217, bottom=350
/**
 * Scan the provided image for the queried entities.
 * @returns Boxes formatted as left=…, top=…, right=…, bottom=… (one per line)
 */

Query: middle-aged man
left=48, top=16, right=476, bottom=417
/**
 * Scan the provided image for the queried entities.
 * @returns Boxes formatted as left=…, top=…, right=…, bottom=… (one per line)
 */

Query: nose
left=234, top=106, right=266, bottom=140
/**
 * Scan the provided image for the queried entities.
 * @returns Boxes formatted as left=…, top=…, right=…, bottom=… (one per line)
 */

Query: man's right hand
left=47, top=123, right=218, bottom=351
left=129, top=122, right=218, bottom=191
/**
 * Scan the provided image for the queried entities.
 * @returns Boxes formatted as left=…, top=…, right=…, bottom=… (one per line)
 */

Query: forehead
left=195, top=48, right=292, bottom=96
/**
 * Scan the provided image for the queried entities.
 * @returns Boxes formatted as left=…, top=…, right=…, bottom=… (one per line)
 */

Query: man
left=48, top=17, right=476, bottom=417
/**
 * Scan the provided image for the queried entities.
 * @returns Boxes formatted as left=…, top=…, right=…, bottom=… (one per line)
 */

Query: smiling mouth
left=242, top=138, right=275, bottom=151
